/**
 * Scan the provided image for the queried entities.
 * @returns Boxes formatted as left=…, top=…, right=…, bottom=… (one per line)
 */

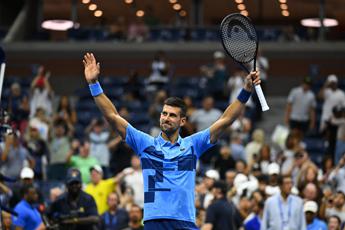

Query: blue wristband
left=89, top=81, right=103, bottom=97
left=237, top=88, right=251, bottom=104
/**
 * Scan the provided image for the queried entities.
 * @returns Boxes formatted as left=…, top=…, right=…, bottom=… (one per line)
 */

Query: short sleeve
left=188, top=128, right=215, bottom=158
left=125, top=124, right=152, bottom=156
left=287, top=89, right=295, bottom=103
left=12, top=208, right=26, bottom=227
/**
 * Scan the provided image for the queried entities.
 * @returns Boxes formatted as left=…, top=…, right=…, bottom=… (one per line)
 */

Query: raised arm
left=83, top=53, right=128, bottom=138
left=209, top=71, right=260, bottom=143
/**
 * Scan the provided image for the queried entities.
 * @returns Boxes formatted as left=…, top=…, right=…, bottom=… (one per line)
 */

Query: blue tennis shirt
left=125, top=124, right=214, bottom=223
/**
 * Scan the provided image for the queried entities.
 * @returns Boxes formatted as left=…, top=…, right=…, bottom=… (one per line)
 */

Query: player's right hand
left=83, top=53, right=100, bottom=84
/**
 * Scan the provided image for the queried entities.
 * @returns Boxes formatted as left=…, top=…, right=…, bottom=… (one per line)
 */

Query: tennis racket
left=220, top=13, right=269, bottom=111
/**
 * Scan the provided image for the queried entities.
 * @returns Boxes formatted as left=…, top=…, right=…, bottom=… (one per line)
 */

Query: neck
left=281, top=192, right=289, bottom=200
left=161, top=131, right=179, bottom=144
left=109, top=206, right=117, bottom=213
left=130, top=221, right=141, bottom=228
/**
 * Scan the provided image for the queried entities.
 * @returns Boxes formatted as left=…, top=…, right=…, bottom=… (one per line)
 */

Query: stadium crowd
left=0, top=50, right=345, bottom=230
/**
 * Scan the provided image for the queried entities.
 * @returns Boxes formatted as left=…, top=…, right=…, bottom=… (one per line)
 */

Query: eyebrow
left=162, top=111, right=178, bottom=117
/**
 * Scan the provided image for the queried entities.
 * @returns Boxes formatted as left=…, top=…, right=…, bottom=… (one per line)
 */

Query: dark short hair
left=21, top=184, right=36, bottom=196
left=164, top=97, right=187, bottom=118
left=277, top=175, right=292, bottom=186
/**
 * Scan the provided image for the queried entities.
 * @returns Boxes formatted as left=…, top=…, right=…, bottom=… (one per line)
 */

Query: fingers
left=83, top=52, right=97, bottom=66
left=250, top=71, right=261, bottom=85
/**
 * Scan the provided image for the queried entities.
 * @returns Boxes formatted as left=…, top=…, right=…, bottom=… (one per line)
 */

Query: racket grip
left=254, top=84, right=269, bottom=111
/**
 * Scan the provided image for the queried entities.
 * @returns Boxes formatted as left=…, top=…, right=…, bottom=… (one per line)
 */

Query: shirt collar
left=157, top=132, right=182, bottom=147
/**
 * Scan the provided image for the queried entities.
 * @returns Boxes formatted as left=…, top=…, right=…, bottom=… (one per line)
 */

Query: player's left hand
left=244, top=71, right=261, bottom=92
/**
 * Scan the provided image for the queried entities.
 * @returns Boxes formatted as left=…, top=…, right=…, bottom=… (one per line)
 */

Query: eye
left=161, top=112, right=167, bottom=116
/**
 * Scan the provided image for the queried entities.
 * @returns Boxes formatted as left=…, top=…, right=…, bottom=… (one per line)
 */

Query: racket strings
left=220, top=14, right=257, bottom=63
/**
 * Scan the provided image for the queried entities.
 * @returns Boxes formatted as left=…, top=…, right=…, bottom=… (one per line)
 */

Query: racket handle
left=254, top=84, right=269, bottom=111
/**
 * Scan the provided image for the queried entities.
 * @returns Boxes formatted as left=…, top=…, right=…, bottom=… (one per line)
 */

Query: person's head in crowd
left=34, top=107, right=47, bottom=120
left=211, top=180, right=227, bottom=199
left=326, top=74, right=338, bottom=90
left=53, top=118, right=68, bottom=137
left=22, top=185, right=39, bottom=204
left=131, top=155, right=141, bottom=170
left=90, top=165, right=103, bottom=185
left=235, top=159, right=247, bottom=174
left=204, top=170, right=219, bottom=190
left=2, top=211, right=13, bottom=229
left=92, top=118, right=105, bottom=134
left=213, top=51, right=225, bottom=65
left=154, top=90, right=168, bottom=104
left=333, top=191, right=345, bottom=209
left=238, top=194, right=251, bottom=216
left=57, top=95, right=72, bottom=112
left=305, top=166, right=318, bottom=184
left=128, top=204, right=143, bottom=226
left=20, top=167, right=35, bottom=185
left=79, top=141, right=91, bottom=158
left=251, top=129, right=265, bottom=144
left=225, top=170, right=236, bottom=188
left=304, top=200, right=318, bottom=224
left=257, top=175, right=268, bottom=195
left=278, top=175, right=293, bottom=198
left=267, top=162, right=280, bottom=179
left=202, top=96, right=214, bottom=111
left=234, top=173, right=249, bottom=197
left=10, top=82, right=21, bottom=97
left=322, top=155, right=334, bottom=174
left=294, top=150, right=308, bottom=167
left=328, top=215, right=342, bottom=230
left=285, top=131, right=301, bottom=150
left=29, top=122, right=41, bottom=140
left=49, top=187, right=63, bottom=203
left=107, top=192, right=120, bottom=211
left=302, top=76, right=312, bottom=91
left=65, top=168, right=82, bottom=197
left=219, top=145, right=232, bottom=160
left=183, top=96, right=194, bottom=110
left=302, top=182, right=319, bottom=201
left=259, top=144, right=271, bottom=161
left=250, top=191, right=265, bottom=215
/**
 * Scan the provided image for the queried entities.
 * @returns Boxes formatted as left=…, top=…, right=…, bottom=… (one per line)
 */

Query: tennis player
left=83, top=53, right=261, bottom=230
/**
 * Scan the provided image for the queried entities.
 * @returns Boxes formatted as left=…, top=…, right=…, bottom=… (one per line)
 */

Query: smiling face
left=159, top=105, right=186, bottom=136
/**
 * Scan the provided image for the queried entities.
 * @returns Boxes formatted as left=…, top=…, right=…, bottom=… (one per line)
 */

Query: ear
left=180, top=117, right=187, bottom=127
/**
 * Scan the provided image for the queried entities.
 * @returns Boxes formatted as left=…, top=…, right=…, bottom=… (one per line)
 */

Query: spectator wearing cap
left=285, top=76, right=316, bottom=136
left=202, top=181, right=242, bottom=230
left=318, top=74, right=345, bottom=133
left=200, top=50, right=228, bottom=100
left=12, top=185, right=44, bottom=230
left=48, top=168, right=99, bottom=230
left=304, top=201, right=327, bottom=230
left=265, top=163, right=281, bottom=196
left=85, top=165, right=119, bottom=214
left=200, top=169, right=220, bottom=209
left=66, top=140, right=99, bottom=184
left=261, top=175, right=306, bottom=230
left=9, top=167, right=43, bottom=208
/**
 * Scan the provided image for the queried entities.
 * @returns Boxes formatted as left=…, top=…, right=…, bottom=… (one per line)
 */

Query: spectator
left=245, top=129, right=265, bottom=164
left=244, top=193, right=265, bottom=230
left=29, top=66, right=53, bottom=118
left=327, top=215, right=342, bottom=230
left=285, top=76, right=316, bottom=136
left=100, top=192, right=129, bottom=230
left=122, top=155, right=144, bottom=208
left=146, top=51, right=170, bottom=94
left=264, top=163, right=281, bottom=196
left=28, top=107, right=50, bottom=141
left=127, top=18, right=149, bottom=42
left=2, top=211, right=15, bottom=230
left=328, top=155, right=345, bottom=194
left=48, top=168, right=99, bottom=230
left=202, top=181, right=241, bottom=230
left=12, top=185, right=45, bottom=230
left=297, top=165, right=319, bottom=192
left=280, top=131, right=303, bottom=176
left=190, top=96, right=222, bottom=132
left=49, top=187, right=63, bottom=204
left=229, top=133, right=246, bottom=161
left=26, top=121, right=49, bottom=180
left=213, top=145, right=236, bottom=180
left=261, top=175, right=306, bottom=230
left=9, top=167, right=43, bottom=209
left=329, top=105, right=345, bottom=164
left=302, top=182, right=321, bottom=203
left=66, top=140, right=99, bottom=184
left=200, top=51, right=228, bottom=100
left=85, top=165, right=119, bottom=214
left=7, top=82, right=29, bottom=132
left=121, top=204, right=144, bottom=230
left=304, top=201, right=327, bottom=230
left=225, top=170, right=237, bottom=190
left=86, top=118, right=111, bottom=178
left=0, top=132, right=33, bottom=179
left=199, top=169, right=220, bottom=209
left=54, top=95, right=77, bottom=134
left=325, top=191, right=345, bottom=223
left=48, top=118, right=70, bottom=181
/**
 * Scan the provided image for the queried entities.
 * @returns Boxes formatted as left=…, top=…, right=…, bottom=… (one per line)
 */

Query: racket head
left=220, top=13, right=258, bottom=70
left=0, top=47, right=5, bottom=63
